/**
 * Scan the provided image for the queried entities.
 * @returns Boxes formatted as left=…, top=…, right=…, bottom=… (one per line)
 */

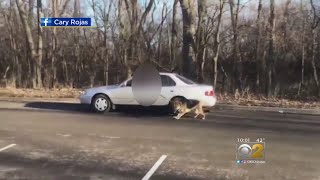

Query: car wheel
left=168, top=97, right=185, bottom=115
left=91, top=94, right=112, bottom=113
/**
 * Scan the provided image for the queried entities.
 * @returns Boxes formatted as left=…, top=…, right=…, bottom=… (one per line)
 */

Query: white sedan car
left=80, top=73, right=217, bottom=113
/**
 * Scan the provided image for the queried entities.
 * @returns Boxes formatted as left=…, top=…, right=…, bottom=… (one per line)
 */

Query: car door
left=109, top=79, right=138, bottom=105
left=154, top=75, right=177, bottom=105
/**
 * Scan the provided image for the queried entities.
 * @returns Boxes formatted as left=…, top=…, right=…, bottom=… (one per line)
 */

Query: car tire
left=168, top=97, right=185, bottom=115
left=91, top=94, right=112, bottom=113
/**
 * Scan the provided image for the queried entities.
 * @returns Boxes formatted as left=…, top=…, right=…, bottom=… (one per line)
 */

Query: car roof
left=126, top=72, right=175, bottom=80
left=125, top=73, right=176, bottom=81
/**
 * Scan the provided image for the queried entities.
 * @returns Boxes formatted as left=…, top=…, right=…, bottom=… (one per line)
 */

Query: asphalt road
left=0, top=106, right=320, bottom=180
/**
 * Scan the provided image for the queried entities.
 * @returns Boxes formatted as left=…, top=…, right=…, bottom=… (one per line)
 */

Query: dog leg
left=174, top=113, right=183, bottom=120
left=193, top=109, right=198, bottom=118
left=173, top=110, right=182, bottom=119
left=177, top=112, right=188, bottom=119
left=194, top=113, right=199, bottom=118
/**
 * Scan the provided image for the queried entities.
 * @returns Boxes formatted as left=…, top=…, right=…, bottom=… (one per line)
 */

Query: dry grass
left=218, top=92, right=320, bottom=109
left=0, top=87, right=82, bottom=98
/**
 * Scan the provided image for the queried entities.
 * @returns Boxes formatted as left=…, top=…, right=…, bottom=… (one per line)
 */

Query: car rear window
left=175, top=74, right=196, bottom=85
left=161, top=75, right=176, bottom=87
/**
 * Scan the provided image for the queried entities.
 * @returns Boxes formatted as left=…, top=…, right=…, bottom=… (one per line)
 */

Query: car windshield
left=175, top=74, right=197, bottom=85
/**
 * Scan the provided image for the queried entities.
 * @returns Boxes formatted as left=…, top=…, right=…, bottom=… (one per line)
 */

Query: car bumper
left=80, top=95, right=92, bottom=104
left=202, top=96, right=217, bottom=107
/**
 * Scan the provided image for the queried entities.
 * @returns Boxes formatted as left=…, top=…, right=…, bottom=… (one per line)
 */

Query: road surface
left=0, top=106, right=320, bottom=180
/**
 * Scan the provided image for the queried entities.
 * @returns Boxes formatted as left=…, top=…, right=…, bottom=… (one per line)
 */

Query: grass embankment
left=0, top=87, right=82, bottom=98
left=219, top=93, right=320, bottom=109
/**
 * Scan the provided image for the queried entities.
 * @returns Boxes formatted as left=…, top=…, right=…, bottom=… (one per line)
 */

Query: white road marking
left=56, top=133, right=71, bottom=137
left=142, top=155, right=167, bottom=180
left=0, top=144, right=16, bottom=152
left=102, top=136, right=120, bottom=139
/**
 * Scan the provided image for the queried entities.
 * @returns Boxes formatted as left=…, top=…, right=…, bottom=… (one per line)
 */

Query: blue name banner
left=41, top=18, right=92, bottom=27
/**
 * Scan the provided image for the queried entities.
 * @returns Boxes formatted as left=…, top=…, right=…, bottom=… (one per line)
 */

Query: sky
left=80, top=0, right=296, bottom=26
left=136, top=0, right=260, bottom=21
left=11, top=0, right=315, bottom=22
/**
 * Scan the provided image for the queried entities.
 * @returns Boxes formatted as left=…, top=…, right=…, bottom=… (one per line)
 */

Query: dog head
left=173, top=101, right=184, bottom=113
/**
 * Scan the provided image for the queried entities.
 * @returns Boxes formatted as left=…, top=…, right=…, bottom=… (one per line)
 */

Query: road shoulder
left=0, top=97, right=319, bottom=116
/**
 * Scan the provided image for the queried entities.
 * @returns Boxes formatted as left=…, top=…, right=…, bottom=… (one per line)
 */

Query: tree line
left=0, top=0, right=319, bottom=98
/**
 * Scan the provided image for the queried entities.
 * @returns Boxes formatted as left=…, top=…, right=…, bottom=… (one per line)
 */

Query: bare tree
left=179, top=0, right=196, bottom=79
left=90, top=0, right=113, bottom=86
left=255, top=0, right=262, bottom=90
left=298, top=0, right=306, bottom=96
left=267, top=0, right=275, bottom=97
left=282, top=0, right=291, bottom=49
left=213, top=0, right=225, bottom=88
left=2, top=0, right=20, bottom=87
left=195, top=0, right=207, bottom=83
left=229, top=0, right=242, bottom=92
left=73, top=0, right=81, bottom=87
left=28, top=0, right=34, bottom=27
left=310, top=0, right=320, bottom=96
left=170, top=0, right=178, bottom=70
left=16, top=0, right=38, bottom=88
left=50, top=0, right=57, bottom=88
left=101, top=0, right=113, bottom=85
left=36, top=0, right=43, bottom=88
left=122, top=0, right=155, bottom=78
left=156, top=2, right=168, bottom=66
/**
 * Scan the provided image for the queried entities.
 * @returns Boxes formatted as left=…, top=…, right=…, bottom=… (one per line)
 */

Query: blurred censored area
left=132, top=63, right=161, bottom=106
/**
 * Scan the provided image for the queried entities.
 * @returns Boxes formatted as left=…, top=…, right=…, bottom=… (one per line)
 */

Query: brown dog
left=173, top=101, right=206, bottom=120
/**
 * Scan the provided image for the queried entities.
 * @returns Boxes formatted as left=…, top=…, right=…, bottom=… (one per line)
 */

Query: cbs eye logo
left=238, top=143, right=265, bottom=159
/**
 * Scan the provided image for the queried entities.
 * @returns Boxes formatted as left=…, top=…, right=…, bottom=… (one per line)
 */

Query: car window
left=161, top=75, right=176, bottom=87
left=175, top=74, right=196, bottom=84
